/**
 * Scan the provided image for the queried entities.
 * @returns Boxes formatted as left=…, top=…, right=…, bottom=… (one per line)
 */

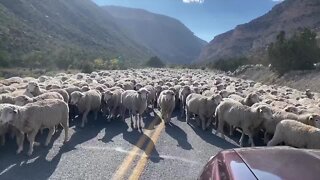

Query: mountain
left=103, top=6, right=207, bottom=64
left=197, top=0, right=320, bottom=63
left=0, top=0, right=151, bottom=67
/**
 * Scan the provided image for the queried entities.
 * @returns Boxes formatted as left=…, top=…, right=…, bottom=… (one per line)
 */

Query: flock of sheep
left=0, top=68, right=320, bottom=156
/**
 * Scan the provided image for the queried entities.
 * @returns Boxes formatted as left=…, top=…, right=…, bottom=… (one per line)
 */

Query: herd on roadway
left=0, top=68, right=320, bottom=179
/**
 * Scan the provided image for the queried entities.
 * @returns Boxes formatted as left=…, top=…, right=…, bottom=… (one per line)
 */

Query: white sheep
left=0, top=99, right=69, bottom=156
left=215, top=100, right=274, bottom=146
left=179, top=85, right=191, bottom=117
left=121, top=88, right=149, bottom=130
left=102, top=88, right=124, bottom=122
left=186, top=93, right=222, bottom=130
left=267, top=120, right=320, bottom=149
left=70, top=90, right=101, bottom=128
left=158, top=90, right=176, bottom=124
left=15, top=92, right=64, bottom=106
left=23, top=81, right=46, bottom=97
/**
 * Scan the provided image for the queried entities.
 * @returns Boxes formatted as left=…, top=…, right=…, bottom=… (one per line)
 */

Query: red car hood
left=235, top=146, right=320, bottom=180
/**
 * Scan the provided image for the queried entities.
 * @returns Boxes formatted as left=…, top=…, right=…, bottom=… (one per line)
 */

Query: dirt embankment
left=233, top=65, right=320, bottom=93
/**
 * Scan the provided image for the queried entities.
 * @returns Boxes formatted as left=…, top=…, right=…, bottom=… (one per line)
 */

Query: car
left=198, top=146, right=320, bottom=180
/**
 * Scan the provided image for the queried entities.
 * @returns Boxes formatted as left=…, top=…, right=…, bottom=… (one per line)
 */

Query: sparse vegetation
left=207, top=57, right=250, bottom=72
left=145, top=56, right=166, bottom=68
left=268, top=29, right=320, bottom=75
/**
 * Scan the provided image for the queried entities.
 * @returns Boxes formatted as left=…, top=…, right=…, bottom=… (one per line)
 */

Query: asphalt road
left=0, top=109, right=241, bottom=180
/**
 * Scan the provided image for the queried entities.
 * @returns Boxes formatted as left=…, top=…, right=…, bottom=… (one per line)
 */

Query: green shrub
left=268, top=29, right=320, bottom=75
left=145, top=56, right=165, bottom=68
left=81, top=62, right=94, bottom=73
left=209, top=57, right=249, bottom=72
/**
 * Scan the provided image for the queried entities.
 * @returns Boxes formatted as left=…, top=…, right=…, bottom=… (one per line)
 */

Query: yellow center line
left=128, top=111, right=165, bottom=180
left=111, top=116, right=159, bottom=180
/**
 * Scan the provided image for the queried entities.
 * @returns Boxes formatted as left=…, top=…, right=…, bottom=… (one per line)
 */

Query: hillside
left=197, top=0, right=320, bottom=63
left=0, top=0, right=151, bottom=68
left=103, top=6, right=207, bottom=64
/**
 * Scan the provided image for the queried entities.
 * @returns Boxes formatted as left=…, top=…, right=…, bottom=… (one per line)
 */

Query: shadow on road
left=188, top=121, right=239, bottom=149
left=165, top=123, right=193, bottom=150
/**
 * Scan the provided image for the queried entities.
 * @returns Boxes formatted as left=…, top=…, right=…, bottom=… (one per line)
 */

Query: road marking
left=111, top=117, right=159, bottom=180
left=128, top=120, right=165, bottom=180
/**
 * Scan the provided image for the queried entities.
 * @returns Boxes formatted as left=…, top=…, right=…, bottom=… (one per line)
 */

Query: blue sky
left=93, top=0, right=282, bottom=42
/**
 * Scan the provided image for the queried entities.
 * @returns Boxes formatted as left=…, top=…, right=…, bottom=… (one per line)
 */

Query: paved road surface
left=0, top=109, right=240, bottom=180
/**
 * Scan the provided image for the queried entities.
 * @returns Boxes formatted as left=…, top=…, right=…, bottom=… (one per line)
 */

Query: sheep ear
left=13, top=109, right=18, bottom=114
left=309, top=115, right=314, bottom=121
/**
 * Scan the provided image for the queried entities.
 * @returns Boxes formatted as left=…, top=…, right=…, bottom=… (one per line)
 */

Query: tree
left=210, top=57, right=249, bottom=72
left=268, top=29, right=320, bottom=75
left=81, top=62, right=94, bottom=73
left=145, top=56, right=165, bottom=68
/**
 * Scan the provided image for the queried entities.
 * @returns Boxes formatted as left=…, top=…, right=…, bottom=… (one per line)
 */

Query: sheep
left=15, top=92, right=64, bottom=106
left=144, top=85, right=157, bottom=109
left=241, top=93, right=260, bottom=106
left=121, top=88, right=149, bottom=130
left=24, top=81, right=45, bottom=97
left=179, top=85, right=191, bottom=117
left=185, top=93, right=222, bottom=130
left=70, top=90, right=101, bottom=128
left=158, top=90, right=176, bottom=124
left=215, top=101, right=274, bottom=146
left=102, top=88, right=123, bottom=122
left=0, top=99, right=69, bottom=156
left=267, top=120, right=320, bottom=149
left=48, top=89, right=69, bottom=103
left=0, top=94, right=16, bottom=104
left=228, top=93, right=259, bottom=106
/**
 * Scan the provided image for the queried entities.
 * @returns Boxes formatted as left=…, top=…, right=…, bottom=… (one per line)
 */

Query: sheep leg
left=0, top=135, right=5, bottom=146
left=267, top=135, right=282, bottom=146
left=27, top=130, right=37, bottom=156
left=16, top=132, right=25, bottom=154
left=81, top=111, right=89, bottom=128
left=134, top=114, right=138, bottom=129
left=264, top=131, right=270, bottom=144
left=239, top=132, right=245, bottom=147
left=186, top=109, right=190, bottom=124
left=206, top=117, right=213, bottom=129
left=138, top=114, right=143, bottom=130
left=45, top=127, right=55, bottom=146
left=93, top=111, right=98, bottom=121
left=200, top=114, right=206, bottom=131
left=60, top=121, right=69, bottom=143
left=229, top=125, right=234, bottom=136
left=249, top=135, right=255, bottom=147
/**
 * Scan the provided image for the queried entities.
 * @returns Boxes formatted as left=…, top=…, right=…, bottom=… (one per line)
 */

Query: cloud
left=182, top=0, right=204, bottom=3
left=272, top=0, right=284, bottom=2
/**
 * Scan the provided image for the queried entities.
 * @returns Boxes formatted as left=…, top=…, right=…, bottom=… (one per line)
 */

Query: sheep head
left=70, top=91, right=84, bottom=105
left=138, top=88, right=149, bottom=101
left=15, top=95, right=32, bottom=106
left=0, top=106, right=19, bottom=124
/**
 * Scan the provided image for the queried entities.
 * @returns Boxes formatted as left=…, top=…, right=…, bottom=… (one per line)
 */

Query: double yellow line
left=112, top=110, right=165, bottom=180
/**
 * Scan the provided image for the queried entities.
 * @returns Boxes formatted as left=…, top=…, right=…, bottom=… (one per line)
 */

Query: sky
left=93, top=0, right=283, bottom=42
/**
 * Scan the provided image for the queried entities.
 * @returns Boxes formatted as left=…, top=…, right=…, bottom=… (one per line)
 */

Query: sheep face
left=164, top=90, right=175, bottom=101
left=257, top=106, right=273, bottom=121
left=308, top=115, right=320, bottom=128
left=103, top=91, right=113, bottom=103
left=70, top=92, right=84, bottom=105
left=15, top=96, right=32, bottom=106
left=0, top=107, right=18, bottom=124
left=138, top=88, right=149, bottom=101
left=135, top=84, right=142, bottom=91
left=284, top=106, right=299, bottom=114
left=27, top=82, right=39, bottom=93
left=249, top=93, right=260, bottom=104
